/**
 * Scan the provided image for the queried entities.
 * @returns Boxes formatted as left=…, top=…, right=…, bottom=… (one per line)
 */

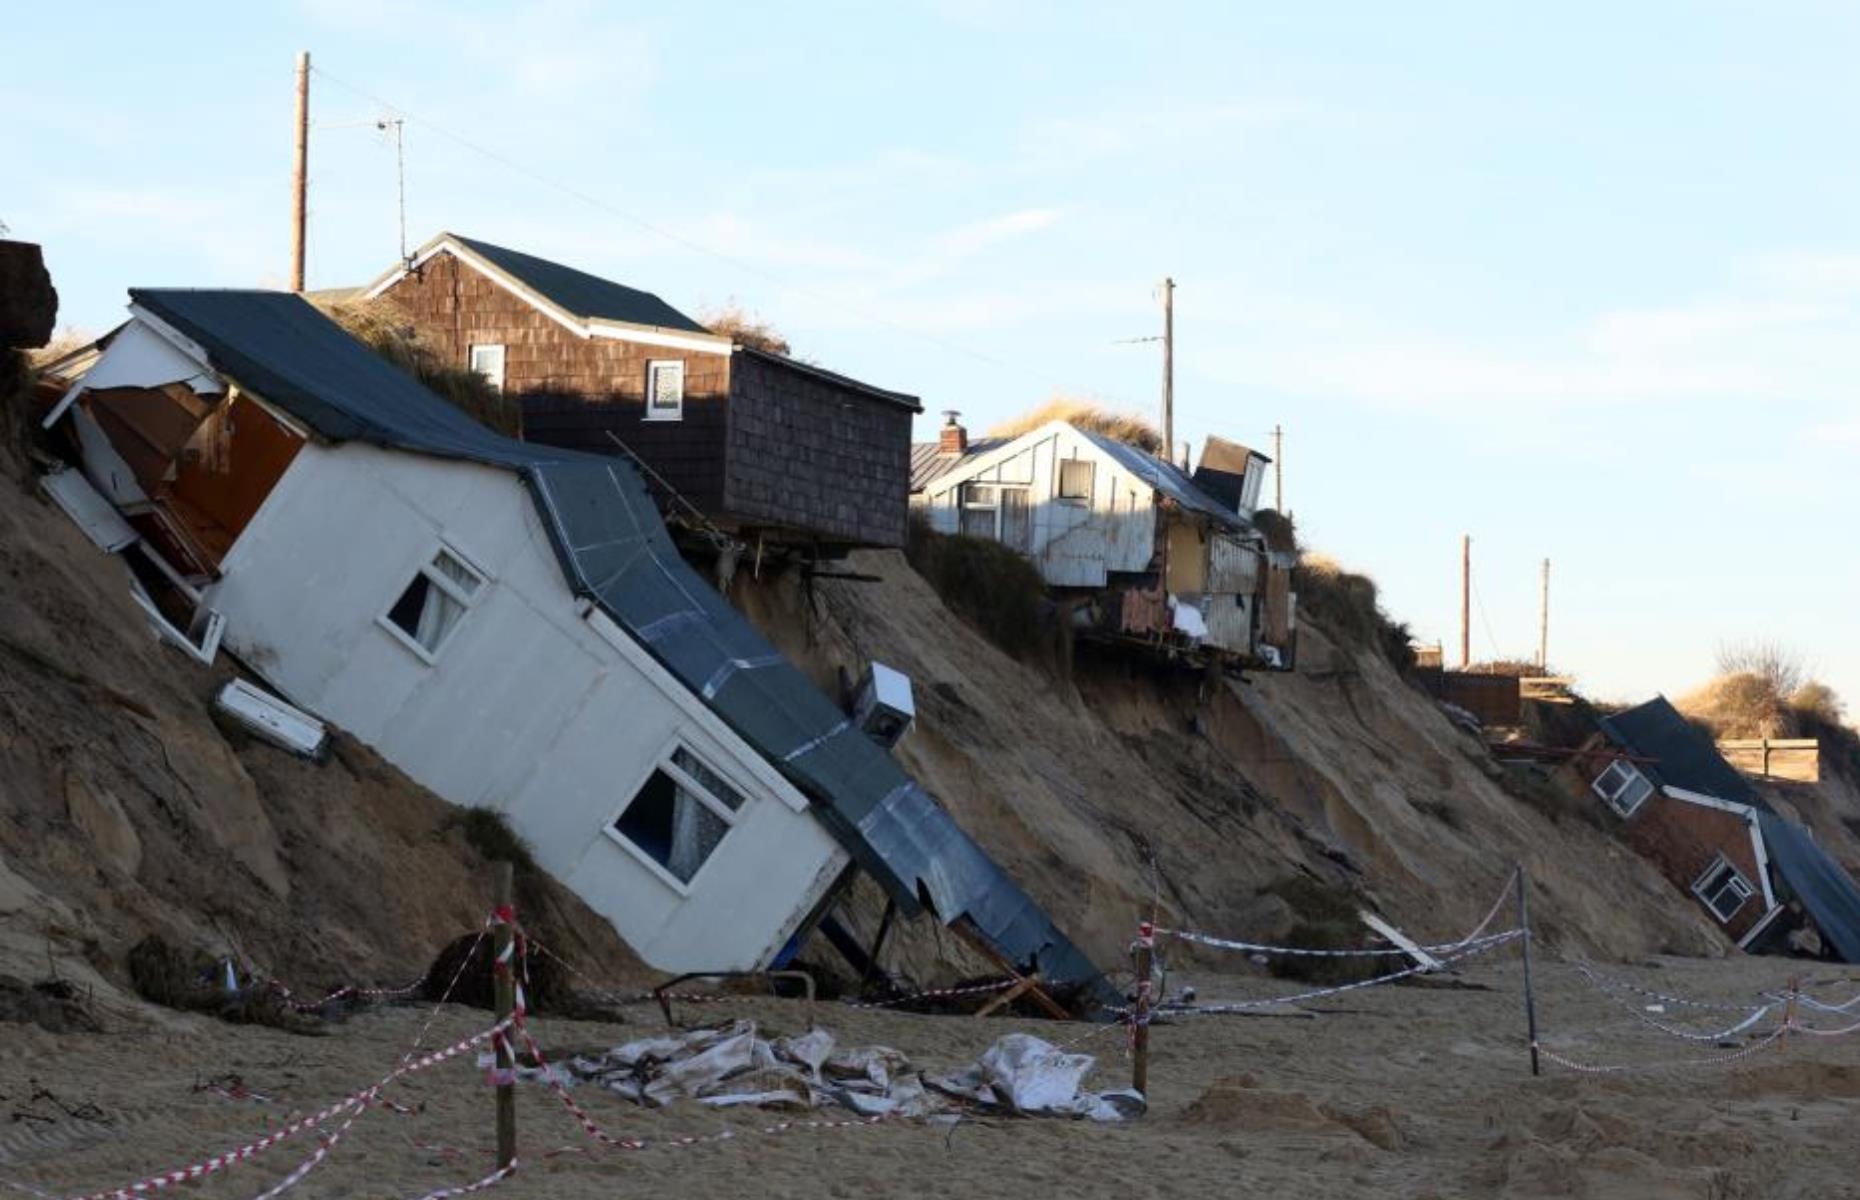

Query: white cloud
left=931, top=208, right=1060, bottom=259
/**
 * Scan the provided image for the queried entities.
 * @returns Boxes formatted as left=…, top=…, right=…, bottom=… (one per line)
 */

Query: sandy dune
left=7, top=951, right=1860, bottom=1200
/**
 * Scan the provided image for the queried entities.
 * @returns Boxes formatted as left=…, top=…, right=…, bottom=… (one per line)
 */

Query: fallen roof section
left=125, top=287, right=1113, bottom=1005
left=1601, top=696, right=1762, bottom=808
left=1756, top=814, right=1860, bottom=962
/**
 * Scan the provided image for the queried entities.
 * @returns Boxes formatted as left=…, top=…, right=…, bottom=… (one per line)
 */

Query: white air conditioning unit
left=852, top=662, right=915, bottom=751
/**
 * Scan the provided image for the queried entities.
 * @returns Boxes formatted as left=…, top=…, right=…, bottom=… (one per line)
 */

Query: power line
left=308, top=64, right=1120, bottom=403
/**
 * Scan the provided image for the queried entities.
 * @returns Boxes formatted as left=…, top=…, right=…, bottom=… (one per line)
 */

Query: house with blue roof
left=910, top=416, right=1293, bottom=669
left=38, top=288, right=1110, bottom=1009
left=1560, top=695, right=1860, bottom=962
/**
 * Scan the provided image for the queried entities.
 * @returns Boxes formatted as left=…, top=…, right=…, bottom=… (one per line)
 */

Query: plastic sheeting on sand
left=565, top=1021, right=1142, bottom=1122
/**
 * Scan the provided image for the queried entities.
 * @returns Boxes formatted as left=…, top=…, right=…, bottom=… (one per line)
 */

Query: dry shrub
left=1252, top=508, right=1298, bottom=553
left=905, top=511, right=1049, bottom=660
left=316, top=298, right=521, bottom=437
left=126, top=935, right=321, bottom=1033
left=1680, top=669, right=1860, bottom=788
left=1254, top=876, right=1382, bottom=985
left=27, top=326, right=94, bottom=367
left=1296, top=555, right=1415, bottom=674
left=987, top=397, right=1162, bottom=453
left=1716, top=639, right=1807, bottom=698
left=699, top=301, right=791, bottom=357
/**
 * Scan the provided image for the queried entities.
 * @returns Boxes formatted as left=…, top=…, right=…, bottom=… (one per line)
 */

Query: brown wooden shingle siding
left=725, top=351, right=911, bottom=547
left=377, top=253, right=732, bottom=514
left=377, top=250, right=912, bottom=547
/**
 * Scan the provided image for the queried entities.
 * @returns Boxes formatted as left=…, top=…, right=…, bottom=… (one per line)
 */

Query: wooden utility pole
left=290, top=51, right=310, bottom=293
left=1538, top=558, right=1550, bottom=671
left=1131, top=921, right=1155, bottom=1095
left=1160, top=278, right=1175, bottom=462
left=1460, top=535, right=1472, bottom=670
left=491, top=862, right=517, bottom=1169
left=1271, top=423, right=1283, bottom=511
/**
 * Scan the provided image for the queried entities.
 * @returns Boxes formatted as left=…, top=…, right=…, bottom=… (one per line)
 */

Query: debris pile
left=564, top=1020, right=1141, bottom=1121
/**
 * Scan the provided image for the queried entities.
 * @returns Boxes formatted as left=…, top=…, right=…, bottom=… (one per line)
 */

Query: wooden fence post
left=1515, top=864, right=1540, bottom=1077
left=1132, top=921, right=1154, bottom=1095
left=492, top=862, right=517, bottom=1169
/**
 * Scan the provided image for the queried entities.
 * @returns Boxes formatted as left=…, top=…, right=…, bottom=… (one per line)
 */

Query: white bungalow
left=39, top=289, right=1107, bottom=998
left=911, top=416, right=1295, bottom=667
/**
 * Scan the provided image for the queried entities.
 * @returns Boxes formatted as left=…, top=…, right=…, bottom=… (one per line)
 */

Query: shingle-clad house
left=361, top=233, right=920, bottom=550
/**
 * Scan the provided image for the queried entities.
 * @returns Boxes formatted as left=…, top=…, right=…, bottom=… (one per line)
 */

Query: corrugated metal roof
left=909, top=438, right=1005, bottom=492
left=450, top=235, right=711, bottom=333
left=1073, top=428, right=1246, bottom=530
left=128, top=288, right=1110, bottom=1001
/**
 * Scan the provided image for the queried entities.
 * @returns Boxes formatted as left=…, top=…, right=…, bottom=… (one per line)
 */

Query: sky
left=5, top=2, right=1856, bottom=709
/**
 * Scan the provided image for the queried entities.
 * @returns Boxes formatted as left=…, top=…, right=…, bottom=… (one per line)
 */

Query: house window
left=381, top=546, right=486, bottom=662
left=959, top=483, right=998, bottom=539
left=609, top=743, right=748, bottom=887
left=646, top=360, right=685, bottom=421
left=1692, top=856, right=1756, bottom=924
left=1591, top=759, right=1653, bottom=817
left=468, top=344, right=506, bottom=392
left=1058, top=459, right=1094, bottom=502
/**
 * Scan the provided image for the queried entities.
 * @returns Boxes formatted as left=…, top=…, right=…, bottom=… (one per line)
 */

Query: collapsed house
left=910, top=415, right=1295, bottom=669
left=37, top=289, right=1109, bottom=1007
left=357, top=232, right=920, bottom=552
left=1557, top=696, right=1860, bottom=961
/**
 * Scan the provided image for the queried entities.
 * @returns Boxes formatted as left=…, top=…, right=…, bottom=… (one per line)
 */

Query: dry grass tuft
left=699, top=300, right=791, bottom=357
left=905, top=510, right=1050, bottom=661
left=1680, top=668, right=1860, bottom=787
left=987, top=397, right=1163, bottom=453
left=1297, top=555, right=1416, bottom=674
left=316, top=298, right=521, bottom=437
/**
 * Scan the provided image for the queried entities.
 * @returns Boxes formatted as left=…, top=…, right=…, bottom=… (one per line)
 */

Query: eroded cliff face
left=735, top=549, right=1728, bottom=986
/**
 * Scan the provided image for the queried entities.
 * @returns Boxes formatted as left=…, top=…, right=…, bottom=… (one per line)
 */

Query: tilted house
left=40, top=289, right=1108, bottom=1004
left=360, top=233, right=921, bottom=550
left=911, top=417, right=1294, bottom=668
left=1559, top=696, right=1860, bottom=960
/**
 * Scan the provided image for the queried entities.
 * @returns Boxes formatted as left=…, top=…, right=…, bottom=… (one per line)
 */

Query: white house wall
left=205, top=441, right=848, bottom=971
left=919, top=425, right=1159, bottom=588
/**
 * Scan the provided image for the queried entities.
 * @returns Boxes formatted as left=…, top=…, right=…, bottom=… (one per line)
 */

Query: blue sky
left=7, top=2, right=1856, bottom=709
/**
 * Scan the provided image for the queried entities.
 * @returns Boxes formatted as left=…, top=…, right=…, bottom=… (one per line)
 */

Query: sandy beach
left=6, top=950, right=1860, bottom=1200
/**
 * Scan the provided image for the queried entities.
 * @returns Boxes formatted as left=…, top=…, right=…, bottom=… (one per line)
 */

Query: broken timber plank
left=1358, top=911, right=1444, bottom=973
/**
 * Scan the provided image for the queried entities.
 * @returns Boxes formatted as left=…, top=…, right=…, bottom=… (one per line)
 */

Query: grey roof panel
left=1758, top=814, right=1860, bottom=963
left=1601, top=697, right=1761, bottom=807
left=909, top=438, right=1005, bottom=492
left=1074, top=428, right=1246, bottom=529
left=129, top=288, right=1111, bottom=1003
left=451, top=235, right=711, bottom=333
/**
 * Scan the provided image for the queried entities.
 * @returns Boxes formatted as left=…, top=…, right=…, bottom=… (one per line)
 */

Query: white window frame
left=376, top=541, right=491, bottom=665
left=957, top=482, right=1033, bottom=542
left=645, top=359, right=686, bottom=422
left=1057, top=458, right=1094, bottom=503
left=468, top=344, right=506, bottom=392
left=1591, top=758, right=1653, bottom=817
left=1691, top=855, right=1756, bottom=924
left=604, top=738, right=752, bottom=896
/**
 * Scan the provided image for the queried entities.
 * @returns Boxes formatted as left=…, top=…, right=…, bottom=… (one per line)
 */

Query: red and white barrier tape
left=402, top=1162, right=517, bottom=1200
left=65, top=1018, right=510, bottom=1200
left=271, top=975, right=428, bottom=1014
left=1152, top=930, right=1524, bottom=1018
left=1155, top=872, right=1520, bottom=960
left=1570, top=965, right=1776, bottom=1043
left=840, top=978, right=1021, bottom=1009
left=1536, top=1024, right=1788, bottom=1075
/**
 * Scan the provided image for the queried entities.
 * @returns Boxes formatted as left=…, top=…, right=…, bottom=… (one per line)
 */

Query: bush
left=905, top=512, right=1049, bottom=659
left=1253, top=876, right=1383, bottom=985
left=1296, top=555, right=1416, bottom=674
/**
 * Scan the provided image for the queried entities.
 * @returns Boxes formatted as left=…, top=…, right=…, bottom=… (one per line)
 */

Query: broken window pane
left=387, top=571, right=467, bottom=654
left=614, top=767, right=731, bottom=884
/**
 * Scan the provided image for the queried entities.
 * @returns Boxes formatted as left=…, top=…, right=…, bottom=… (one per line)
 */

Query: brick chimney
left=938, top=409, right=968, bottom=456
